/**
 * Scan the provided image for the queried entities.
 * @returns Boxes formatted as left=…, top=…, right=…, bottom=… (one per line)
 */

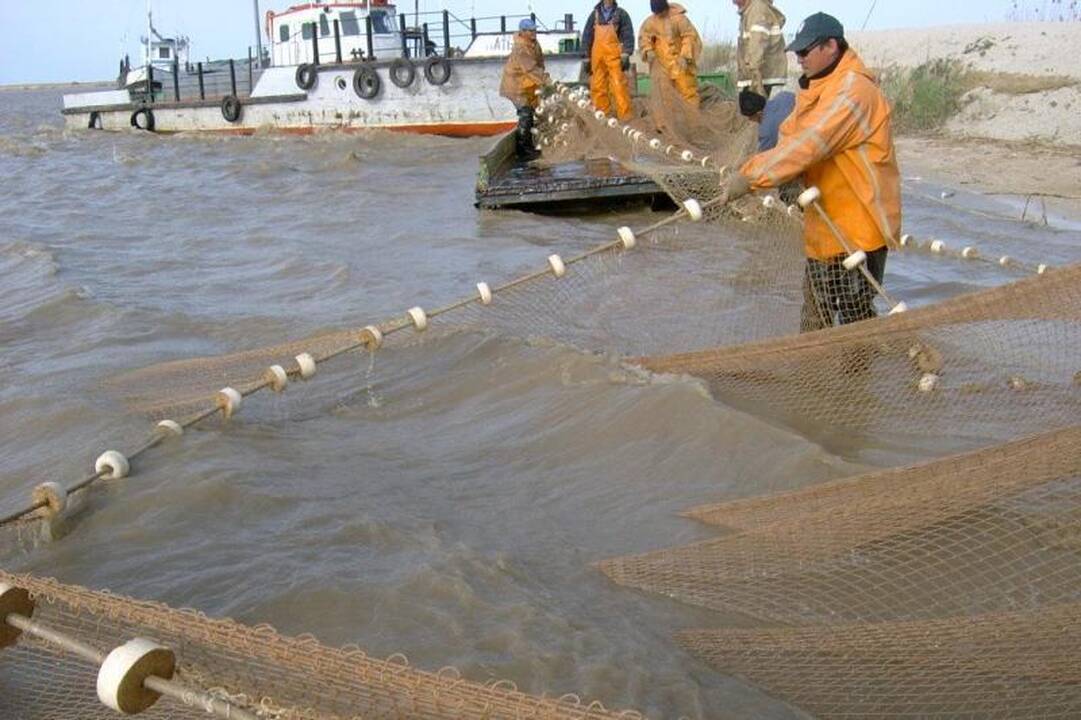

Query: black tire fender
left=130, top=108, right=155, bottom=132
left=388, top=57, right=416, bottom=88
left=295, top=63, right=318, bottom=90
left=353, top=65, right=381, bottom=99
left=423, top=56, right=452, bottom=86
left=221, top=95, right=243, bottom=123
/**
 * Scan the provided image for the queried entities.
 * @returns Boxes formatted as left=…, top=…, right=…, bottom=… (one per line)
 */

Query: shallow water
left=1, top=85, right=1078, bottom=718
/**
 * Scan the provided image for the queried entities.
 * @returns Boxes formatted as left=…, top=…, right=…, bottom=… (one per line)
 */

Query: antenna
left=860, top=0, right=879, bottom=30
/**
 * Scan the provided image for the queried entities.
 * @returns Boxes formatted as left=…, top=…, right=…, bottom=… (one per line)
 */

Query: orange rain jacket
left=499, top=32, right=547, bottom=108
left=637, top=4, right=702, bottom=104
left=739, top=49, right=901, bottom=260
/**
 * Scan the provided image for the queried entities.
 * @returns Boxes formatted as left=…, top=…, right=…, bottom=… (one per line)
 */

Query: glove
left=582, top=60, right=592, bottom=75
left=738, top=89, right=767, bottom=118
left=620, top=53, right=630, bottom=71
left=720, top=173, right=752, bottom=203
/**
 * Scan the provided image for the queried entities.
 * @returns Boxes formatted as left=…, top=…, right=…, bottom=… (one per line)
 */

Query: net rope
left=0, top=570, right=644, bottom=719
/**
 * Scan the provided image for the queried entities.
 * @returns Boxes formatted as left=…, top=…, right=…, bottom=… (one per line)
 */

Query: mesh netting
left=597, top=425, right=1081, bottom=626
left=637, top=265, right=1081, bottom=446
left=0, top=570, right=642, bottom=720
left=678, top=602, right=1081, bottom=719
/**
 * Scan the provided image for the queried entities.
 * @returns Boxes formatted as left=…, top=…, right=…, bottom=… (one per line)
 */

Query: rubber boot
left=516, top=106, right=540, bottom=161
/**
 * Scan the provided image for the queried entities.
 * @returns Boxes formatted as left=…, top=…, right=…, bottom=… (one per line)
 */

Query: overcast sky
left=0, top=0, right=1043, bottom=84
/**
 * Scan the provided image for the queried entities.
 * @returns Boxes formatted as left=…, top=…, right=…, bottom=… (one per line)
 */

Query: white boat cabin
left=265, top=2, right=580, bottom=66
left=266, top=2, right=404, bottom=66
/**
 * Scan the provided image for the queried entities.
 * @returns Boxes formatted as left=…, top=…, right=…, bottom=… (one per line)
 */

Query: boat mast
left=252, top=0, right=265, bottom=68
left=145, top=0, right=152, bottom=67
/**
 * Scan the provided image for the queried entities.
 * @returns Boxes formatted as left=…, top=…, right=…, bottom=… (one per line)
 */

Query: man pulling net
left=721, top=12, right=901, bottom=331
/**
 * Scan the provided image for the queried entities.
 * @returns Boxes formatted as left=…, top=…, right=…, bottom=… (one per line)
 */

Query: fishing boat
left=62, top=2, right=584, bottom=137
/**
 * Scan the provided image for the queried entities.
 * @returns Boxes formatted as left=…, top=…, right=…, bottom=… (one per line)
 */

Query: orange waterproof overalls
left=638, top=4, right=701, bottom=107
left=590, top=13, right=632, bottom=120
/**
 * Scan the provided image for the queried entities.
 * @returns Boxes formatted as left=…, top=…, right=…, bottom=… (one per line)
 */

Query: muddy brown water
left=1, top=85, right=1078, bottom=718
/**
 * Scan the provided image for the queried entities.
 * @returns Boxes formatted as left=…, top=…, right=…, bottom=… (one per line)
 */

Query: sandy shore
left=896, top=135, right=1081, bottom=223
left=853, top=22, right=1081, bottom=148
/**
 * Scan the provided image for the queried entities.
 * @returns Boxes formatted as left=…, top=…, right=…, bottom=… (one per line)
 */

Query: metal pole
left=500, top=15, right=506, bottom=33
left=334, top=19, right=342, bottom=63
left=197, top=61, right=205, bottom=99
left=252, top=0, right=264, bottom=68
left=422, top=23, right=429, bottom=56
left=147, top=63, right=155, bottom=103
left=171, top=59, right=180, bottom=101
left=442, top=10, right=450, bottom=56
left=311, top=22, right=320, bottom=65
left=470, top=17, right=476, bottom=39
left=564, top=13, right=574, bottom=31
left=399, top=14, right=408, bottom=57
left=248, top=46, right=254, bottom=91
left=229, top=58, right=237, bottom=96
left=366, top=15, right=375, bottom=60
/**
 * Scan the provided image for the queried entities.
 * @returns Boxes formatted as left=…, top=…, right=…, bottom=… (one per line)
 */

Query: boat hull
left=63, top=57, right=582, bottom=138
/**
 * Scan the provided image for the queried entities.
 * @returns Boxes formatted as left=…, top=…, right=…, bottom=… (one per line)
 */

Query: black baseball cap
left=786, top=12, right=845, bottom=53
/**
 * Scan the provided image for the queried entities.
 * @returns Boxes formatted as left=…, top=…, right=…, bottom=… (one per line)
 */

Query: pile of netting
left=0, top=571, right=641, bottom=719
left=599, top=425, right=1081, bottom=717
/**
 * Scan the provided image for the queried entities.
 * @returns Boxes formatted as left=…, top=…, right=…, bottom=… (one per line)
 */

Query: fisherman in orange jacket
left=638, top=0, right=702, bottom=107
left=721, top=12, right=901, bottom=331
left=500, top=18, right=550, bottom=161
left=581, top=0, right=635, bottom=120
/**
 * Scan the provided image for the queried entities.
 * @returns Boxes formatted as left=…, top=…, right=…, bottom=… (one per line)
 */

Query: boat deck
left=475, top=132, right=665, bottom=211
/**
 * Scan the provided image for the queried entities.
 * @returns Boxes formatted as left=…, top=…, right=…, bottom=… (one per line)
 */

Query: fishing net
left=0, top=570, right=642, bottom=720
left=597, top=425, right=1081, bottom=625
left=638, top=265, right=1081, bottom=447
left=678, top=602, right=1081, bottom=719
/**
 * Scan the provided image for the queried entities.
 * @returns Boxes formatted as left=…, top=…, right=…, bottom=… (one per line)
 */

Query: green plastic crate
left=635, top=71, right=733, bottom=96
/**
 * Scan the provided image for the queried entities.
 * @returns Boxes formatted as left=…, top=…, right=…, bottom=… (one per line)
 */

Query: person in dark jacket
left=581, top=0, right=635, bottom=119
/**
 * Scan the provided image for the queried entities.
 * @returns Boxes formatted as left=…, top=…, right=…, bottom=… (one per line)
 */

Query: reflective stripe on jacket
left=740, top=49, right=902, bottom=261
left=737, top=0, right=787, bottom=92
left=499, top=32, right=547, bottom=108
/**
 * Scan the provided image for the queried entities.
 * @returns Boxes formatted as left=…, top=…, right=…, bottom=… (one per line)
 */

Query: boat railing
left=268, top=10, right=581, bottom=66
left=133, top=51, right=263, bottom=105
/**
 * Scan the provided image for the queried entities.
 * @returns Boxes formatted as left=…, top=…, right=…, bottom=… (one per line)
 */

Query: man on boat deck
left=720, top=12, right=901, bottom=331
left=581, top=0, right=635, bottom=121
left=734, top=0, right=788, bottom=109
left=499, top=18, right=550, bottom=161
left=638, top=0, right=702, bottom=107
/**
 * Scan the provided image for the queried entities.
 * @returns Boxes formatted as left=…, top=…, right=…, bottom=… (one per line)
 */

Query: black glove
left=738, top=89, right=767, bottom=118
left=620, top=53, right=630, bottom=71
left=582, top=60, right=592, bottom=76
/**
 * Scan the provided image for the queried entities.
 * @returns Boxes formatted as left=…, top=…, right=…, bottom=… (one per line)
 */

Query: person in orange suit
left=637, top=0, right=702, bottom=107
left=721, top=13, right=901, bottom=331
left=581, top=0, right=635, bottom=120
left=499, top=18, right=550, bottom=160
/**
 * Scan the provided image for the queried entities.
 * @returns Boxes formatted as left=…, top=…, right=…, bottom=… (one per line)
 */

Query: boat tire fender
left=389, top=58, right=416, bottom=88
left=295, top=63, right=318, bottom=91
left=221, top=95, right=242, bottom=123
left=353, top=65, right=381, bottom=100
left=423, top=56, right=452, bottom=86
left=130, top=108, right=155, bottom=132
left=88, top=111, right=103, bottom=130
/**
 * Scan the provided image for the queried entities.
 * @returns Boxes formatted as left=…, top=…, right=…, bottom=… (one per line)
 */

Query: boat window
left=279, top=24, right=290, bottom=41
left=158, top=46, right=171, bottom=60
left=370, top=11, right=392, bottom=34
left=302, top=22, right=314, bottom=40
left=340, top=11, right=360, bottom=36
left=319, top=14, right=330, bottom=37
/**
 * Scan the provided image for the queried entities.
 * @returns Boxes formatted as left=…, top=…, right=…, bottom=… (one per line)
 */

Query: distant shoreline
left=0, top=81, right=111, bottom=92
